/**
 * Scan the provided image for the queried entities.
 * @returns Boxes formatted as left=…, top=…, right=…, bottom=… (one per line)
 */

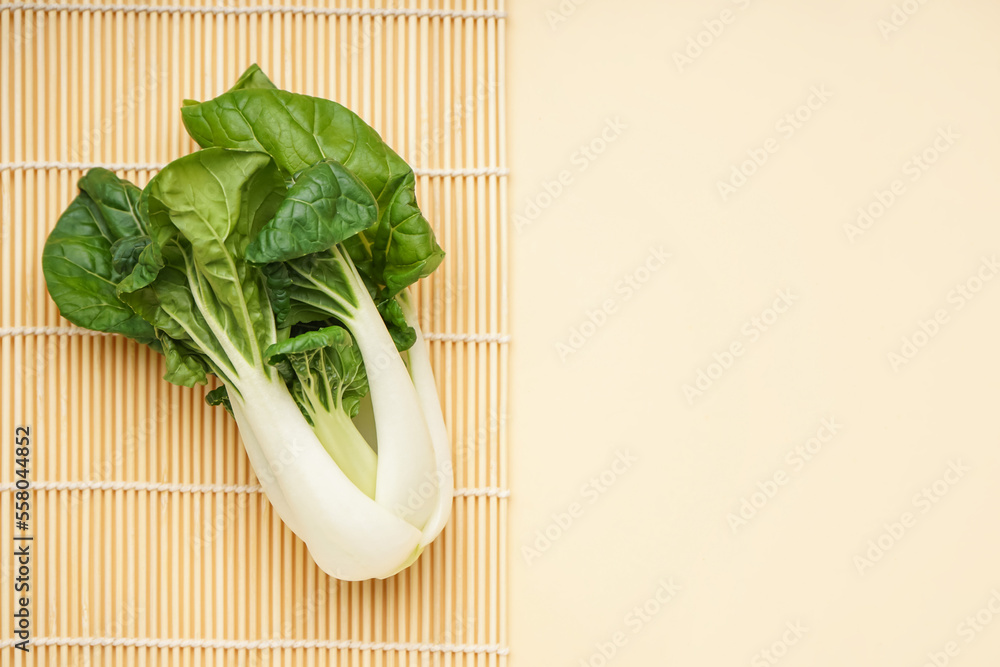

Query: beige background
left=509, top=0, right=1000, bottom=664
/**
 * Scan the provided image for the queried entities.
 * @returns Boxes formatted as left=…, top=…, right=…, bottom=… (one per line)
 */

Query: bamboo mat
left=0, top=0, right=508, bottom=664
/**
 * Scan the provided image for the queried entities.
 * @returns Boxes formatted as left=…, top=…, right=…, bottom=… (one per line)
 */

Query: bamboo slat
left=0, top=1, right=508, bottom=664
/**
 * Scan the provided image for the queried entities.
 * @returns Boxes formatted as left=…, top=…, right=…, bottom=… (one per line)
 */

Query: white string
left=0, top=636, right=510, bottom=655
left=0, top=161, right=508, bottom=178
left=0, top=326, right=109, bottom=337
left=449, top=486, right=512, bottom=499
left=416, top=167, right=509, bottom=177
left=0, top=326, right=511, bottom=343
left=0, top=2, right=507, bottom=20
left=0, top=480, right=264, bottom=494
left=423, top=332, right=512, bottom=344
left=0, top=480, right=511, bottom=498
left=0, top=161, right=164, bottom=172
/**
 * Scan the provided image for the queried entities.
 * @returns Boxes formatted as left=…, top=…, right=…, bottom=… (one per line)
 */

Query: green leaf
left=115, top=240, right=164, bottom=294
left=120, top=265, right=225, bottom=360
left=264, top=325, right=369, bottom=418
left=259, top=262, right=293, bottom=326
left=259, top=261, right=334, bottom=329
left=144, top=148, right=286, bottom=367
left=205, top=385, right=233, bottom=414
left=246, top=160, right=378, bottom=263
left=110, top=235, right=151, bottom=277
left=282, top=249, right=362, bottom=320
left=119, top=148, right=287, bottom=385
left=377, top=298, right=416, bottom=352
left=181, top=84, right=444, bottom=296
left=266, top=247, right=420, bottom=354
left=160, top=335, right=209, bottom=387
left=182, top=64, right=278, bottom=109
left=226, top=63, right=278, bottom=92
left=78, top=168, right=146, bottom=238
left=41, top=174, right=157, bottom=345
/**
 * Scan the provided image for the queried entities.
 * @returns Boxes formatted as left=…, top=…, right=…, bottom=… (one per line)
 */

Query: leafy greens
left=42, top=64, right=452, bottom=581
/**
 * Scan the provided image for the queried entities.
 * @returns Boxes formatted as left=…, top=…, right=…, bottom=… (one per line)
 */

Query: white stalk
left=332, top=246, right=438, bottom=529
left=228, top=373, right=423, bottom=580
left=305, top=390, right=377, bottom=499
left=398, top=293, right=454, bottom=545
left=347, top=292, right=439, bottom=529
left=229, top=394, right=302, bottom=535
